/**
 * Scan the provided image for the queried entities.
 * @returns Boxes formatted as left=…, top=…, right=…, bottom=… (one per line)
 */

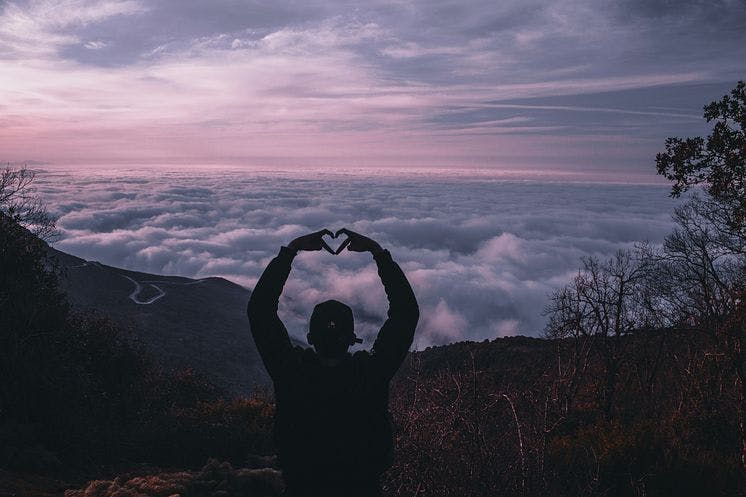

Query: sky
left=1, top=0, right=745, bottom=172
left=35, top=167, right=680, bottom=347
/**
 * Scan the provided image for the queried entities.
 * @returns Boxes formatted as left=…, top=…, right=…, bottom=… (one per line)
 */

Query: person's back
left=247, top=229, right=419, bottom=497
left=273, top=349, right=393, bottom=494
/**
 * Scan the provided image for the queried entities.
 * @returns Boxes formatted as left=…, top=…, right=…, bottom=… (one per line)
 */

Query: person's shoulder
left=279, top=345, right=310, bottom=367
left=271, top=345, right=308, bottom=382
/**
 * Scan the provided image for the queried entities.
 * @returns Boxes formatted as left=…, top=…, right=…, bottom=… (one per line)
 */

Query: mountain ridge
left=49, top=247, right=273, bottom=395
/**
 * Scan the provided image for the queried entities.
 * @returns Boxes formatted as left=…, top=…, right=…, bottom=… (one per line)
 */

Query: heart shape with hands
left=288, top=228, right=382, bottom=256
left=322, top=231, right=349, bottom=255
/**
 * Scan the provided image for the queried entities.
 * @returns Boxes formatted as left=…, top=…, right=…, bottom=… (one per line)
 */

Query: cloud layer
left=36, top=166, right=679, bottom=347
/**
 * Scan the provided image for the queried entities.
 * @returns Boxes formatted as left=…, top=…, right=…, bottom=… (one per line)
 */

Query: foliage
left=64, top=459, right=284, bottom=497
left=0, top=166, right=58, bottom=241
left=0, top=213, right=275, bottom=473
left=385, top=334, right=745, bottom=497
left=648, top=194, right=744, bottom=330
left=134, top=396, right=275, bottom=467
left=543, top=249, right=657, bottom=417
left=653, top=80, right=746, bottom=472
left=656, top=81, right=746, bottom=225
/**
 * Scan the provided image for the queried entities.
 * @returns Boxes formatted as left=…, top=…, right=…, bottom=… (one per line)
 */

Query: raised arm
left=248, top=229, right=334, bottom=379
left=336, top=228, right=420, bottom=379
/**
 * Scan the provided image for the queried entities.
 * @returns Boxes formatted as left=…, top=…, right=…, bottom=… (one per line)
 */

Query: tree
left=649, top=194, right=743, bottom=330
left=656, top=81, right=746, bottom=226
left=0, top=166, right=58, bottom=241
left=654, top=81, right=746, bottom=468
left=645, top=194, right=746, bottom=469
left=544, top=249, right=652, bottom=417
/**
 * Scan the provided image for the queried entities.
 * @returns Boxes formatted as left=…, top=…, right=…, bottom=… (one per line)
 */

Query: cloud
left=0, top=0, right=146, bottom=57
left=1, top=0, right=744, bottom=169
left=36, top=166, right=681, bottom=348
left=83, top=40, right=107, bottom=49
left=416, top=299, right=468, bottom=345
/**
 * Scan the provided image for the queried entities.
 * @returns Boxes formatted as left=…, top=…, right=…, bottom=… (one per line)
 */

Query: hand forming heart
left=288, top=228, right=382, bottom=255
left=331, top=227, right=383, bottom=255
left=322, top=231, right=349, bottom=255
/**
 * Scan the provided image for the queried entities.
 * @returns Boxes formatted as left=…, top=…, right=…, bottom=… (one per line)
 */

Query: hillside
left=49, top=248, right=271, bottom=394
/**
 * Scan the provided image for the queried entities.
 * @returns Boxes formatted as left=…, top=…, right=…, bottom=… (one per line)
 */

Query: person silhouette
left=247, top=228, right=419, bottom=497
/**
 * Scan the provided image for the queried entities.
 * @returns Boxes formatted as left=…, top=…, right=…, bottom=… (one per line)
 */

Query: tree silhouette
left=656, top=81, right=746, bottom=226
left=0, top=166, right=58, bottom=241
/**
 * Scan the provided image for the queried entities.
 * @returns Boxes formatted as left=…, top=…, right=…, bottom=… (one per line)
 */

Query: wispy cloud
left=83, top=40, right=107, bottom=50
left=0, top=0, right=744, bottom=169
left=0, top=0, right=146, bottom=57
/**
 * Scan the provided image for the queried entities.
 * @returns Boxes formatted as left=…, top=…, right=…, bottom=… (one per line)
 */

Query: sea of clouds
left=34, top=166, right=678, bottom=348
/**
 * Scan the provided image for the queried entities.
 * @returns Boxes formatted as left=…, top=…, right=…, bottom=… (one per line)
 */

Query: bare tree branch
left=0, top=165, right=59, bottom=242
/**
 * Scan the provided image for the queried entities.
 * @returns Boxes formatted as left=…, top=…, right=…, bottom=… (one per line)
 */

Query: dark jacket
left=247, top=246, right=419, bottom=493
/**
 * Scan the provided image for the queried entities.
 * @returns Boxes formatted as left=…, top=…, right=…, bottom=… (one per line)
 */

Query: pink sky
left=1, top=0, right=744, bottom=173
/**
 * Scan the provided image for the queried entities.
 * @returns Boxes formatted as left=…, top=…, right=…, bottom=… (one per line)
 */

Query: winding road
left=69, top=260, right=205, bottom=305
left=121, top=275, right=166, bottom=304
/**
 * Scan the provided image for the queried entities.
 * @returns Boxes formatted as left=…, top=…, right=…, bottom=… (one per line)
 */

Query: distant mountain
left=50, top=247, right=276, bottom=395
